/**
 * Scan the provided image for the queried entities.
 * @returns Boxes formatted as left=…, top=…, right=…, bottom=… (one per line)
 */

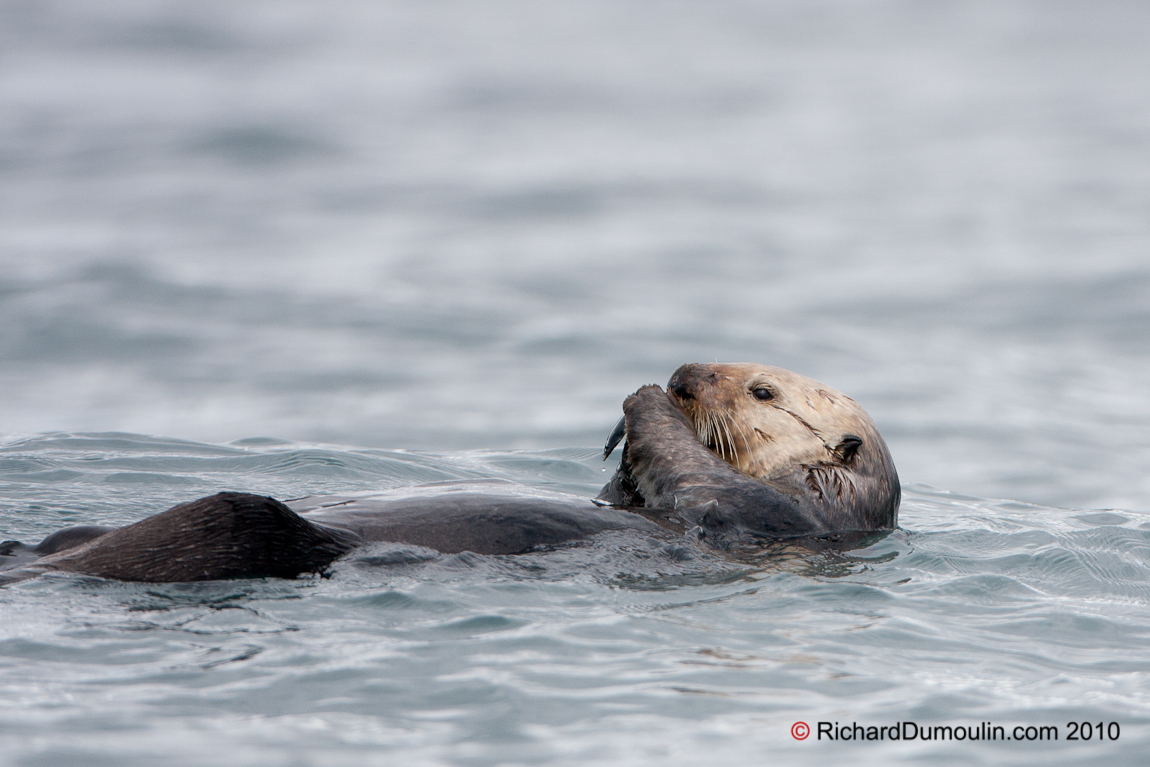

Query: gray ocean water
left=2, top=1, right=1150, bottom=764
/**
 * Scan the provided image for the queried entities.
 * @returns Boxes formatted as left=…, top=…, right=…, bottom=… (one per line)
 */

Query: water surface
left=2, top=1, right=1149, bottom=764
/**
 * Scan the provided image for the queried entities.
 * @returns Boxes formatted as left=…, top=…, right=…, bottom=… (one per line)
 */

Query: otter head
left=666, top=363, right=899, bottom=527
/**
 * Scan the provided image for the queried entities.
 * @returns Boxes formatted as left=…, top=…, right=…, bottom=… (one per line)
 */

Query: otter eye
left=752, top=387, right=773, bottom=401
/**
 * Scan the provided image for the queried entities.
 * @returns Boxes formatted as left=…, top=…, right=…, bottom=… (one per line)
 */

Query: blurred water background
left=2, top=1, right=1149, bottom=765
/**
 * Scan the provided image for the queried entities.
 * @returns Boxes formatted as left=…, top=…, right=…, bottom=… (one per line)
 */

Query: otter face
left=666, top=363, right=887, bottom=483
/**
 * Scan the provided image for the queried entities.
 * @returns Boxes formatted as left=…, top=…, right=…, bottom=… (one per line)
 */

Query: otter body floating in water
left=0, top=364, right=899, bottom=583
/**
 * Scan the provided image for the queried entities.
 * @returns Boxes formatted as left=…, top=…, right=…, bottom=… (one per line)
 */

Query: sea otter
left=0, top=364, right=900, bottom=583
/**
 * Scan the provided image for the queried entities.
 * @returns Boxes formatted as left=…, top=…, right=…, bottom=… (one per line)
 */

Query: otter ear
left=834, top=434, right=863, bottom=463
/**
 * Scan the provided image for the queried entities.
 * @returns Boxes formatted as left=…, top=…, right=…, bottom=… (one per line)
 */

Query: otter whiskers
left=694, top=409, right=747, bottom=466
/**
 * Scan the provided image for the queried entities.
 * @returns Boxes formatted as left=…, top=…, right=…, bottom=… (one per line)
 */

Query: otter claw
left=603, top=415, right=626, bottom=460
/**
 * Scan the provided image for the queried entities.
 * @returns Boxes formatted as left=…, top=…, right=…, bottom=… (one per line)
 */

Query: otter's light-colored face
left=666, top=363, right=883, bottom=481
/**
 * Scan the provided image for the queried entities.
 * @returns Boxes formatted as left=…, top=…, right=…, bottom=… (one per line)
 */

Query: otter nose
left=668, top=364, right=718, bottom=401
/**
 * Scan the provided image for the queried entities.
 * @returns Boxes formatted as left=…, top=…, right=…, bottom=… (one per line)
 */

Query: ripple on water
left=2, top=445, right=1150, bottom=765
